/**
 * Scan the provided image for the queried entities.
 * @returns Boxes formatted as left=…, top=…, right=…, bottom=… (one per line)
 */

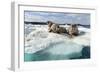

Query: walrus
left=57, top=27, right=67, bottom=33
left=47, top=21, right=67, bottom=34
left=67, top=24, right=79, bottom=38
left=47, top=21, right=60, bottom=33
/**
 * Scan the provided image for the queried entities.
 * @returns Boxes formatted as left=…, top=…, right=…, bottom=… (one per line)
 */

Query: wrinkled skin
left=47, top=21, right=67, bottom=34
left=67, top=24, right=79, bottom=38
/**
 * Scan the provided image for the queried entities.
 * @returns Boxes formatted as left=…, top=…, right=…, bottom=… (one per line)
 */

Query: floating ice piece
left=25, top=25, right=90, bottom=54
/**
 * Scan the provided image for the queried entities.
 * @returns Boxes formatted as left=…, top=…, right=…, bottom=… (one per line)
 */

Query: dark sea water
left=24, top=46, right=90, bottom=61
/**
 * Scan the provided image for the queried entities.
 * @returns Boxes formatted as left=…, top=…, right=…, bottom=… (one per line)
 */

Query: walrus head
left=47, top=21, right=53, bottom=27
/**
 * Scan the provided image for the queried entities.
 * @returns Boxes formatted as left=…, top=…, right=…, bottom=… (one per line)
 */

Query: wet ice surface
left=24, top=24, right=90, bottom=61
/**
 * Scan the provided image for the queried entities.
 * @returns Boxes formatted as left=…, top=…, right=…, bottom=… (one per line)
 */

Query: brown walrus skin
left=57, top=27, right=67, bottom=33
left=47, top=21, right=67, bottom=34
left=67, top=24, right=79, bottom=37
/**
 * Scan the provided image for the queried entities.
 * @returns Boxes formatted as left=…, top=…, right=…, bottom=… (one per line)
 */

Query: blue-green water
left=24, top=43, right=90, bottom=62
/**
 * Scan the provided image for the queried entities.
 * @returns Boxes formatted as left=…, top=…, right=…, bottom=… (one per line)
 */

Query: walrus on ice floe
left=67, top=24, right=79, bottom=38
left=47, top=21, right=67, bottom=34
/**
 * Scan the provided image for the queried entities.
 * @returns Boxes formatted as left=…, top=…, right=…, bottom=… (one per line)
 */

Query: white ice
left=25, top=24, right=90, bottom=55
